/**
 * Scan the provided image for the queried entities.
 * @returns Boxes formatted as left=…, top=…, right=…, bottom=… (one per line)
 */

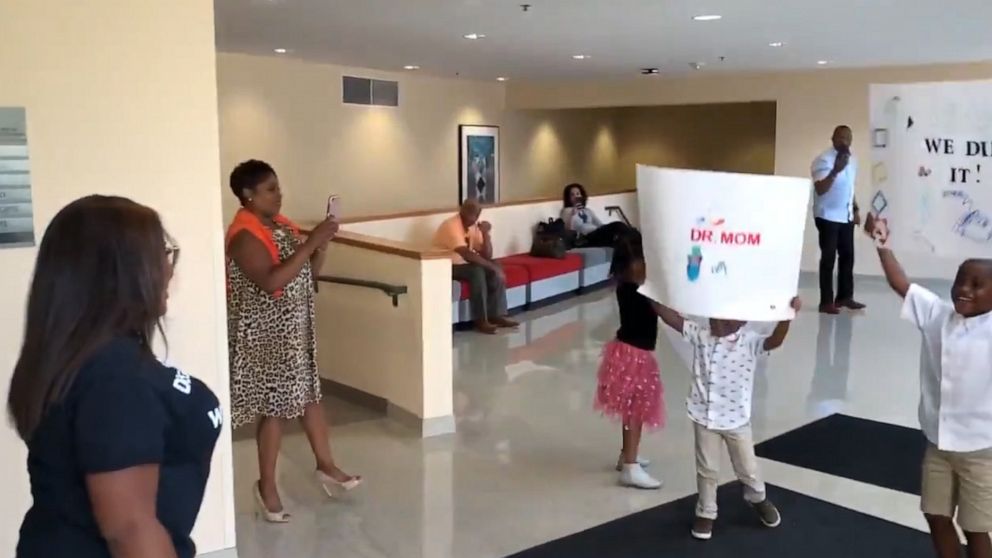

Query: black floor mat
left=507, top=482, right=934, bottom=558
left=754, top=414, right=926, bottom=495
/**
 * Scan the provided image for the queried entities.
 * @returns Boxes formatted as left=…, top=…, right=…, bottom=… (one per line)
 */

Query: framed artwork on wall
left=458, top=125, right=500, bottom=204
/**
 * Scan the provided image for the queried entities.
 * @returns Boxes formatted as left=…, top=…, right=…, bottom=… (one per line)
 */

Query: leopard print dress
left=227, top=225, right=321, bottom=428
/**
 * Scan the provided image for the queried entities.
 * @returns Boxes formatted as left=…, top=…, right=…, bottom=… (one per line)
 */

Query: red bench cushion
left=457, top=262, right=528, bottom=300
left=498, top=253, right=583, bottom=282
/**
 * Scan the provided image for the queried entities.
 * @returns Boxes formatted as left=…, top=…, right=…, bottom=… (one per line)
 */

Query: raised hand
left=310, top=216, right=340, bottom=244
left=833, top=153, right=850, bottom=174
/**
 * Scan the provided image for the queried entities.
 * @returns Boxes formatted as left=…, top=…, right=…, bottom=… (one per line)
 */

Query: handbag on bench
left=529, top=218, right=571, bottom=259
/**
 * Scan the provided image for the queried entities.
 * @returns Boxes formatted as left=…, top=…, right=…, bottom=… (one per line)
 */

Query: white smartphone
left=326, top=195, right=340, bottom=219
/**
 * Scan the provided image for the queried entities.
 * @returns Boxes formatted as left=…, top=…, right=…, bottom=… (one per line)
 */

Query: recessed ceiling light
left=572, top=54, right=590, bottom=60
left=692, top=14, right=722, bottom=21
left=817, top=60, right=830, bottom=65
left=463, top=33, right=486, bottom=40
left=689, top=62, right=705, bottom=71
left=273, top=48, right=288, bottom=54
left=496, top=77, right=508, bottom=82
left=768, top=42, right=785, bottom=48
left=641, top=68, right=660, bottom=75
left=403, top=65, right=420, bottom=70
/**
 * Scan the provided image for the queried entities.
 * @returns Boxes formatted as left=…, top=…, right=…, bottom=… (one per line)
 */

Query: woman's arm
left=87, top=465, right=177, bottom=558
left=229, top=231, right=319, bottom=294
left=310, top=246, right=328, bottom=280
left=561, top=207, right=576, bottom=231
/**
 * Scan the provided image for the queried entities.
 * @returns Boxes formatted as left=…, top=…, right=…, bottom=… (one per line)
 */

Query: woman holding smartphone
left=225, top=160, right=361, bottom=523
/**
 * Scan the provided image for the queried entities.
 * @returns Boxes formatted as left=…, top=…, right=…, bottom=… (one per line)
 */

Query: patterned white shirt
left=903, top=284, right=992, bottom=452
left=682, top=320, right=769, bottom=431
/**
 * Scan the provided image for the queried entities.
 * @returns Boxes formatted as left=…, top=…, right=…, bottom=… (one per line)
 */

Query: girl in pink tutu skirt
left=595, top=229, right=666, bottom=489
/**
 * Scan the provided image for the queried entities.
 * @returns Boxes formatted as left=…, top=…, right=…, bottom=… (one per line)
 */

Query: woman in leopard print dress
left=226, top=160, right=361, bottom=523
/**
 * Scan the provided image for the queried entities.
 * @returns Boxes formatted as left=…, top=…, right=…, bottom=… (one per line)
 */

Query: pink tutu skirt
left=594, top=339, right=665, bottom=430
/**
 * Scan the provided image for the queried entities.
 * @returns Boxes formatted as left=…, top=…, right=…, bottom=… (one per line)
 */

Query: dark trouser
left=452, top=263, right=507, bottom=322
left=815, top=218, right=855, bottom=306
left=581, top=221, right=632, bottom=248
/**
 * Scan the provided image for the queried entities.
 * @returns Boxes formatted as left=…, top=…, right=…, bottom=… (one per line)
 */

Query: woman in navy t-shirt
left=8, top=196, right=222, bottom=558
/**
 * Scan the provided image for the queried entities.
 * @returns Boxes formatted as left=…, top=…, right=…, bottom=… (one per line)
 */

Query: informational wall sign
left=0, top=107, right=35, bottom=248
left=636, top=165, right=810, bottom=321
left=869, top=80, right=992, bottom=256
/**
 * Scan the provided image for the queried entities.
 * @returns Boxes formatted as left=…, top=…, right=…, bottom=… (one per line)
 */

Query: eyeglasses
left=165, top=234, right=180, bottom=267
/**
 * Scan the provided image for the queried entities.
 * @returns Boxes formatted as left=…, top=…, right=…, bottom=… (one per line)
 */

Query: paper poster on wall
left=636, top=165, right=810, bottom=321
left=869, top=80, right=992, bottom=256
left=0, top=107, right=35, bottom=248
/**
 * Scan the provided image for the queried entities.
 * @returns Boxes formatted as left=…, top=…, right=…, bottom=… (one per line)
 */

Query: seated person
left=561, top=183, right=631, bottom=248
left=434, top=199, right=519, bottom=334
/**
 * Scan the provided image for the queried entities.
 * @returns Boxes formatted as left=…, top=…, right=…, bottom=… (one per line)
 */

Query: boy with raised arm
left=867, top=214, right=992, bottom=558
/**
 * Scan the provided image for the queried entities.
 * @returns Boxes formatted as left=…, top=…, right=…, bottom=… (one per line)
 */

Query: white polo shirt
left=682, top=321, right=769, bottom=431
left=903, top=284, right=992, bottom=452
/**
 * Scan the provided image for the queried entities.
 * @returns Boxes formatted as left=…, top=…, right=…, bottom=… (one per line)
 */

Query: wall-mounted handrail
left=317, top=275, right=408, bottom=307
left=605, top=206, right=632, bottom=226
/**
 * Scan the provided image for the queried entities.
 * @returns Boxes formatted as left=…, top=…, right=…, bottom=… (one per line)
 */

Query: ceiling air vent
left=342, top=76, right=399, bottom=107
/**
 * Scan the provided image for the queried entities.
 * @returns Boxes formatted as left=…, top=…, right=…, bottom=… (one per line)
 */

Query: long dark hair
left=562, top=183, right=589, bottom=208
left=8, top=196, right=172, bottom=441
left=610, top=228, right=644, bottom=277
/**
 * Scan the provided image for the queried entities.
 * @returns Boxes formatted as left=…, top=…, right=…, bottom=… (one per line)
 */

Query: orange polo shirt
left=433, top=214, right=483, bottom=265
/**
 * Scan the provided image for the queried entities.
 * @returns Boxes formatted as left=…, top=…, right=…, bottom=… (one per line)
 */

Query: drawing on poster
left=870, top=80, right=992, bottom=256
left=636, top=165, right=809, bottom=321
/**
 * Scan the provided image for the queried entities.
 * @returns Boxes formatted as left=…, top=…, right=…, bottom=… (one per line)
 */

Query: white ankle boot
left=619, top=463, right=662, bottom=489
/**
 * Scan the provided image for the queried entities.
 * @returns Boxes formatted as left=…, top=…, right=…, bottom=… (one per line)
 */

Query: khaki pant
left=694, top=421, right=766, bottom=519
left=922, top=444, right=992, bottom=533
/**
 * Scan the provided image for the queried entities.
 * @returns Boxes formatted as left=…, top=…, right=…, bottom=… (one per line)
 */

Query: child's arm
left=865, top=213, right=910, bottom=297
left=763, top=297, right=801, bottom=351
left=877, top=249, right=910, bottom=298
left=651, top=301, right=685, bottom=333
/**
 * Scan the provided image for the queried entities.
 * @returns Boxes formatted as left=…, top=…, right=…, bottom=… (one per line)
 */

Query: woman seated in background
left=10, top=196, right=221, bottom=558
left=225, top=159, right=360, bottom=524
left=561, top=183, right=631, bottom=248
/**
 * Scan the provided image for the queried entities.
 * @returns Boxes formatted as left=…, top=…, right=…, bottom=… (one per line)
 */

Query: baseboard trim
left=320, top=378, right=456, bottom=438
left=320, top=378, right=388, bottom=413
left=388, top=402, right=456, bottom=438
left=198, top=547, right=238, bottom=558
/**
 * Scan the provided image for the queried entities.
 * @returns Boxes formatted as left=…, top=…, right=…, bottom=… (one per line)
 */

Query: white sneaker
left=615, top=454, right=651, bottom=471
left=619, top=463, right=662, bottom=489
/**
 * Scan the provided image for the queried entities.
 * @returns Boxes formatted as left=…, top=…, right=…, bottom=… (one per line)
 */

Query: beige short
left=922, top=444, right=992, bottom=532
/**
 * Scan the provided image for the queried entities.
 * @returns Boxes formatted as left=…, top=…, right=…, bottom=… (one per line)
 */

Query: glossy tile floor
left=232, top=275, right=945, bottom=558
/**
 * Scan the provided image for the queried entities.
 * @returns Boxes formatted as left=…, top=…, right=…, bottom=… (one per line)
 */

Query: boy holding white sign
left=653, top=299, right=801, bottom=540
left=867, top=214, right=992, bottom=558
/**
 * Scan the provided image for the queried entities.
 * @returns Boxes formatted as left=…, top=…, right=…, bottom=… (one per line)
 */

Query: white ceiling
left=214, top=0, right=992, bottom=81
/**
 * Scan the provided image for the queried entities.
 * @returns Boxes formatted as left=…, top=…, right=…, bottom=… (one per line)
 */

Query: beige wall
left=315, top=248, right=453, bottom=425
left=612, top=102, right=776, bottom=184
left=509, top=63, right=992, bottom=278
left=217, top=53, right=620, bottom=223
left=0, top=2, right=235, bottom=556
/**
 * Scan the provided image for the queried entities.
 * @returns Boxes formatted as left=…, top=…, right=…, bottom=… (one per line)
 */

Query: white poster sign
left=869, top=80, right=992, bottom=256
left=636, top=166, right=810, bottom=321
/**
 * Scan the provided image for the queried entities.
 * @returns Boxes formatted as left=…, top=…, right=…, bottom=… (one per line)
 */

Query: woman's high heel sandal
left=315, top=470, right=363, bottom=498
left=253, top=481, right=291, bottom=523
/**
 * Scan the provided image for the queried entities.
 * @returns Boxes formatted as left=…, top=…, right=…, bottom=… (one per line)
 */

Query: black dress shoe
left=819, top=304, right=840, bottom=315
left=836, top=299, right=866, bottom=311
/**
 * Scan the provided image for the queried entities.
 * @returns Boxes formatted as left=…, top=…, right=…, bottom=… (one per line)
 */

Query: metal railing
left=605, top=206, right=632, bottom=226
left=317, top=275, right=408, bottom=307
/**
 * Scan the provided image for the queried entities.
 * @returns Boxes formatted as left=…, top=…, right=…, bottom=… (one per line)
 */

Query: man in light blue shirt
left=810, top=125, right=865, bottom=314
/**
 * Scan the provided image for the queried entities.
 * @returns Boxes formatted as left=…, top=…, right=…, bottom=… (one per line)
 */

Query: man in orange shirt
left=434, top=199, right=518, bottom=334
